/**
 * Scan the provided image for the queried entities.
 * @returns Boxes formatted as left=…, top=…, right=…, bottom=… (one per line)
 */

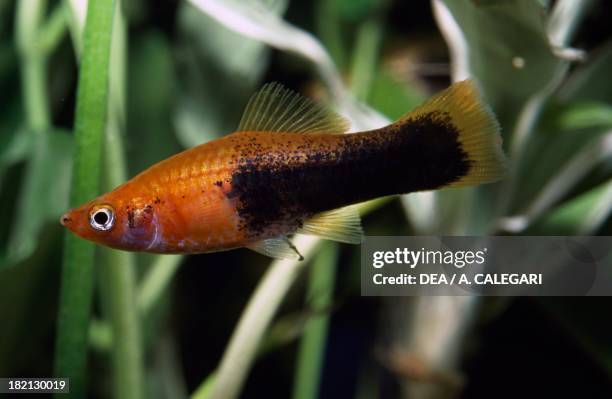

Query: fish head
left=60, top=189, right=161, bottom=252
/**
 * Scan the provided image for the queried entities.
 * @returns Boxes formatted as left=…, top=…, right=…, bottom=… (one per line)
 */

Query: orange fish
left=61, top=80, right=506, bottom=259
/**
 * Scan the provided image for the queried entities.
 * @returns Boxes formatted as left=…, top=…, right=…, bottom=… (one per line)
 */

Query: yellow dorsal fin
left=297, top=205, right=363, bottom=244
left=237, top=83, right=350, bottom=134
left=397, top=79, right=507, bottom=187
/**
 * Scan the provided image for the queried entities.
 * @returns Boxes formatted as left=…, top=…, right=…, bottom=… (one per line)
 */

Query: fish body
left=61, top=80, right=506, bottom=259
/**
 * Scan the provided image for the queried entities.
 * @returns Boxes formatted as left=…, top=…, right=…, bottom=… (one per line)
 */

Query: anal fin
left=247, top=237, right=304, bottom=261
left=297, top=205, right=364, bottom=244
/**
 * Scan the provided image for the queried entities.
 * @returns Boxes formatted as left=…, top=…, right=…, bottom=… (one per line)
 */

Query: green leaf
left=173, top=1, right=277, bottom=147
left=127, top=31, right=181, bottom=174
left=511, top=103, right=612, bottom=213
left=54, top=0, right=117, bottom=396
left=336, top=0, right=383, bottom=22
left=292, top=243, right=338, bottom=399
left=529, top=180, right=612, bottom=234
left=368, top=71, right=425, bottom=120
left=546, top=102, right=612, bottom=131
left=1, top=129, right=73, bottom=268
left=505, top=32, right=612, bottom=217
left=0, top=128, right=31, bottom=170
left=97, top=5, right=145, bottom=399
left=559, top=41, right=612, bottom=103
left=184, top=0, right=385, bottom=129
left=0, top=98, right=28, bottom=186
left=435, top=0, right=598, bottom=233
left=440, top=0, right=559, bottom=131
left=431, top=0, right=574, bottom=233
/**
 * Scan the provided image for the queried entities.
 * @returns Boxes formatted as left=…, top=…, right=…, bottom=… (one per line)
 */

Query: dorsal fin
left=237, top=82, right=350, bottom=134
left=297, top=205, right=364, bottom=244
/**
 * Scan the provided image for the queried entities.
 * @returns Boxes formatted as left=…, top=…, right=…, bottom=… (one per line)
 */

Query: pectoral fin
left=297, top=205, right=364, bottom=244
left=247, top=237, right=304, bottom=261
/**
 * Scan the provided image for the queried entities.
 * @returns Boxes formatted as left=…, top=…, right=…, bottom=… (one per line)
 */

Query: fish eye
left=89, top=205, right=115, bottom=231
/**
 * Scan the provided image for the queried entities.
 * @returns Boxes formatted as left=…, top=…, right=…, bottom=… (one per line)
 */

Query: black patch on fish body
left=228, top=111, right=472, bottom=236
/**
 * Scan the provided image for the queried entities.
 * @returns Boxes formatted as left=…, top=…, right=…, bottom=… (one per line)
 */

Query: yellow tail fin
left=399, top=79, right=507, bottom=188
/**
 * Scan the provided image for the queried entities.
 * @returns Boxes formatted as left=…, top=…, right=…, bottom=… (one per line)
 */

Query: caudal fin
left=397, top=79, right=507, bottom=188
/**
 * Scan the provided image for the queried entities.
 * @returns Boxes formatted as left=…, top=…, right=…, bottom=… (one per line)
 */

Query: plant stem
left=98, top=250, right=143, bottom=399
left=138, top=255, right=183, bottom=315
left=12, top=0, right=53, bottom=264
left=62, top=0, right=86, bottom=56
left=315, top=0, right=346, bottom=69
left=577, top=179, right=612, bottom=234
left=97, top=3, right=144, bottom=398
left=501, top=0, right=593, bottom=216
left=54, top=0, right=116, bottom=397
left=199, top=200, right=387, bottom=399
left=89, top=254, right=183, bottom=353
left=350, top=14, right=384, bottom=102
left=292, top=242, right=338, bottom=399
left=15, top=0, right=50, bottom=132
left=208, top=236, right=322, bottom=399
left=191, top=373, right=216, bottom=399
left=21, top=58, right=49, bottom=132
left=89, top=318, right=113, bottom=352
left=39, top=3, right=69, bottom=55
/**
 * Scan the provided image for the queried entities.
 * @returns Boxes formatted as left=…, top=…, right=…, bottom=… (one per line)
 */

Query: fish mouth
left=60, top=212, right=72, bottom=227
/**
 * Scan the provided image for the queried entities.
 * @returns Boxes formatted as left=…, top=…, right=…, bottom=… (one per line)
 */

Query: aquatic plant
left=0, top=1, right=610, bottom=398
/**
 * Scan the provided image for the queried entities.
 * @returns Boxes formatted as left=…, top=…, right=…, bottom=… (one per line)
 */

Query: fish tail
left=391, top=79, right=507, bottom=189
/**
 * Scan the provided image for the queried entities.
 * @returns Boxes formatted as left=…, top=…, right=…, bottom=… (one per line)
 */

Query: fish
left=60, top=80, right=506, bottom=260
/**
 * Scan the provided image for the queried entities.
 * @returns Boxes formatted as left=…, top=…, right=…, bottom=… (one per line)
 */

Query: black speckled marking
left=127, top=210, right=135, bottom=228
left=228, top=111, right=472, bottom=236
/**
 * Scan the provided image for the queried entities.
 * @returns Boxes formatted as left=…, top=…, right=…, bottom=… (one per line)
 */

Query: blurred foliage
left=2, top=129, right=73, bottom=266
left=443, top=0, right=559, bottom=130
left=173, top=1, right=283, bottom=147
left=127, top=31, right=181, bottom=174
left=0, top=0, right=610, bottom=398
